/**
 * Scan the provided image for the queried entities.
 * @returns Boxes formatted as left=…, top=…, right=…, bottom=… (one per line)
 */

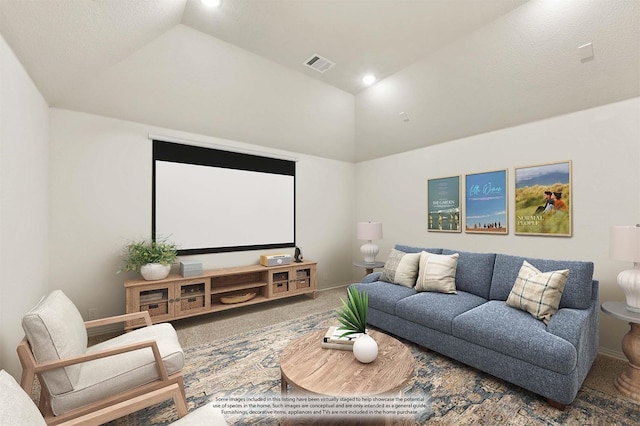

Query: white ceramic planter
left=140, top=263, right=171, bottom=281
left=353, top=333, right=378, bottom=363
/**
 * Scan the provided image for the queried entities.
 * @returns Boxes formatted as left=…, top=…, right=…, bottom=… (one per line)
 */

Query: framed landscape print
left=427, top=175, right=461, bottom=232
left=465, top=169, right=508, bottom=234
left=515, top=161, right=572, bottom=237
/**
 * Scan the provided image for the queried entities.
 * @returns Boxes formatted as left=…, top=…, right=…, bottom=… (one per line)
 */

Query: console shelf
left=124, top=260, right=316, bottom=330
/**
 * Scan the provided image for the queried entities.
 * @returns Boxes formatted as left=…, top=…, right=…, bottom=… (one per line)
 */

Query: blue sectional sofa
left=352, top=244, right=599, bottom=406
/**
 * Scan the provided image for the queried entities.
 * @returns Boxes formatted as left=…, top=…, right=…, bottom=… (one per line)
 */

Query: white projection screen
left=153, top=140, right=296, bottom=255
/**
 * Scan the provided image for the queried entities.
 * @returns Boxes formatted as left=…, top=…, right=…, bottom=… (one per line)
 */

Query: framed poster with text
left=427, top=175, right=461, bottom=232
left=465, top=169, right=508, bottom=234
left=515, top=161, right=572, bottom=237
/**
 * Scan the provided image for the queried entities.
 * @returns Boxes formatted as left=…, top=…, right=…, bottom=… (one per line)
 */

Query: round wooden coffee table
left=280, top=329, right=414, bottom=397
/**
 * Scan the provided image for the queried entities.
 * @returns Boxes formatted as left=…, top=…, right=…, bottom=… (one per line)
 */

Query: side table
left=601, top=301, right=640, bottom=401
left=353, top=260, right=385, bottom=276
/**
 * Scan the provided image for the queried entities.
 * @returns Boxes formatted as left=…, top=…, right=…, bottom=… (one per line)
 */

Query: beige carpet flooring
left=172, top=285, right=348, bottom=347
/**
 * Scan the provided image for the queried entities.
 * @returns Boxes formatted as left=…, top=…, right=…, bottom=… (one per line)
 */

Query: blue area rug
left=111, top=309, right=640, bottom=425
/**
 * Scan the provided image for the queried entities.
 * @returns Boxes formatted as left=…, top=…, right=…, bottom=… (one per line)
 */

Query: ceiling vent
left=304, top=54, right=335, bottom=73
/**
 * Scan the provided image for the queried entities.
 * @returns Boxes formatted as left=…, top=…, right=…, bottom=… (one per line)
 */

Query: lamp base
left=618, top=265, right=640, bottom=313
left=360, top=242, right=379, bottom=264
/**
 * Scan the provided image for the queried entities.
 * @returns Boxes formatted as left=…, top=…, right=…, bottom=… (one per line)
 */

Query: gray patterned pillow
left=379, top=248, right=421, bottom=288
left=506, top=261, right=569, bottom=324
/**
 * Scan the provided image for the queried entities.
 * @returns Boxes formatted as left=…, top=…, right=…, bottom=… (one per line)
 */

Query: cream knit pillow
left=415, top=252, right=459, bottom=294
left=379, top=249, right=421, bottom=288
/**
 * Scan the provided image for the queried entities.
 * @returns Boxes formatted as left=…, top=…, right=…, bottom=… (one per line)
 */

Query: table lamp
left=357, top=221, right=383, bottom=264
left=610, top=225, right=640, bottom=312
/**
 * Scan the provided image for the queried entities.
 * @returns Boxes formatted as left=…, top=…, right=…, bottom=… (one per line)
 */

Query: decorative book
left=321, top=326, right=360, bottom=350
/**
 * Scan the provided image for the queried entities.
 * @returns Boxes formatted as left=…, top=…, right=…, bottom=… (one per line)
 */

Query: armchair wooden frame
left=17, top=311, right=188, bottom=426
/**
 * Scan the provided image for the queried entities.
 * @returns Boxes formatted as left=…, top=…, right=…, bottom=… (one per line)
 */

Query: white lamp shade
left=357, top=222, right=383, bottom=241
left=610, top=225, right=640, bottom=263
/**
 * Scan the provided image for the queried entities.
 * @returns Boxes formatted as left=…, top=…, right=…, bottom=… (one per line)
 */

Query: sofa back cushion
left=490, top=254, right=594, bottom=309
left=394, top=244, right=442, bottom=255
left=22, top=290, right=88, bottom=395
left=442, top=249, right=495, bottom=299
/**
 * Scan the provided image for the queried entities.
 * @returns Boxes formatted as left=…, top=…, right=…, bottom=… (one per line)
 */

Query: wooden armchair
left=17, top=290, right=188, bottom=425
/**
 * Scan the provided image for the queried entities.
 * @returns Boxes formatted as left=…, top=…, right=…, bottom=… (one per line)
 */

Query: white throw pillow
left=379, top=249, right=421, bottom=288
left=415, top=252, right=459, bottom=294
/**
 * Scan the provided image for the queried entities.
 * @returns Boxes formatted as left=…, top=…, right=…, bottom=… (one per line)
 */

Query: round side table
left=352, top=260, right=385, bottom=276
left=601, top=301, right=640, bottom=401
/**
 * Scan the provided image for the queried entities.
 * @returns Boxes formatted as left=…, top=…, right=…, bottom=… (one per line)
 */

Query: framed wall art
left=465, top=169, right=508, bottom=234
left=515, top=161, right=572, bottom=237
left=427, top=175, right=461, bottom=232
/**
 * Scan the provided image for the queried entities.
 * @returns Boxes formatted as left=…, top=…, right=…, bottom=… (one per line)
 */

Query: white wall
left=48, top=109, right=355, bottom=326
left=354, top=97, right=640, bottom=358
left=0, top=35, right=50, bottom=377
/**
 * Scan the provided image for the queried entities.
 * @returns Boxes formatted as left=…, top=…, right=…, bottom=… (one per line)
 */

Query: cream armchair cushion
left=0, top=369, right=47, bottom=426
left=51, top=323, right=184, bottom=415
left=21, top=290, right=88, bottom=394
left=21, top=290, right=184, bottom=416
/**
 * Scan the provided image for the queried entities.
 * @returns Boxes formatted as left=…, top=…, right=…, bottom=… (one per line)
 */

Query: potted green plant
left=119, top=238, right=178, bottom=280
left=337, top=286, right=378, bottom=363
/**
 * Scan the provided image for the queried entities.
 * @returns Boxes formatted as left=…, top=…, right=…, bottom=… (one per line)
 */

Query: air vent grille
left=304, top=54, right=335, bottom=73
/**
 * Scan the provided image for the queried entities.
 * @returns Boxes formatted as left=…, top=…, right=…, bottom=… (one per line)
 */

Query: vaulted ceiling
left=0, top=0, right=527, bottom=102
left=1, top=0, right=638, bottom=162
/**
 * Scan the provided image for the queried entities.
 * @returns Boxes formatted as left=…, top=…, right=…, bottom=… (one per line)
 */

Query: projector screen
left=152, top=140, right=296, bottom=255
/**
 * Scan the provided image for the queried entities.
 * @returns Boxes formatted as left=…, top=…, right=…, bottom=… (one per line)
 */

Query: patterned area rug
left=111, top=309, right=640, bottom=425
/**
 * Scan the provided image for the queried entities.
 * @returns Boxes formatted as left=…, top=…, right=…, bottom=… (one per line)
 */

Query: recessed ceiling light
left=362, top=75, right=376, bottom=85
left=201, top=0, right=222, bottom=7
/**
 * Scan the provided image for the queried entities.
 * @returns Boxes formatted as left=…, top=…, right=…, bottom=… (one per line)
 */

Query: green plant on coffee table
left=337, top=286, right=369, bottom=338
left=118, top=238, right=178, bottom=273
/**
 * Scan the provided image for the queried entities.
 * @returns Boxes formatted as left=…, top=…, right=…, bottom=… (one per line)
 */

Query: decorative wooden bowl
left=220, top=292, right=257, bottom=304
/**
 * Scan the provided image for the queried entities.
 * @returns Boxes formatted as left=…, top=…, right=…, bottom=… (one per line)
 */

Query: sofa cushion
left=379, top=248, right=421, bottom=287
left=352, top=282, right=416, bottom=316
left=506, top=261, right=569, bottom=324
left=452, top=301, right=577, bottom=375
left=396, top=290, right=486, bottom=334
left=441, top=249, right=495, bottom=299
left=490, top=254, right=593, bottom=309
left=415, top=252, right=459, bottom=294
left=394, top=244, right=442, bottom=254
left=21, top=290, right=88, bottom=395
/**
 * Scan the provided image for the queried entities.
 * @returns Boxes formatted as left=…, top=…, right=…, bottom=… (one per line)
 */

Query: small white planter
left=140, top=263, right=171, bottom=281
left=353, top=333, right=378, bottom=363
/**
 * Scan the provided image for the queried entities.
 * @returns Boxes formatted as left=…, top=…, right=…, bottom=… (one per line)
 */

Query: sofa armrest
left=547, top=301, right=598, bottom=356
left=361, top=272, right=382, bottom=283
